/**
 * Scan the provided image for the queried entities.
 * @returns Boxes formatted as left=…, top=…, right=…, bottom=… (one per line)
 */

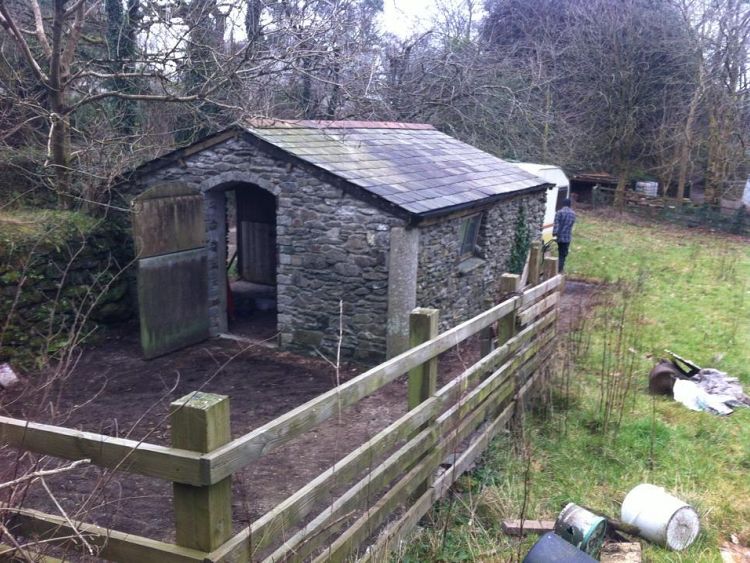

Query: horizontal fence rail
left=0, top=255, right=563, bottom=563
left=0, top=417, right=207, bottom=485
left=204, top=298, right=520, bottom=483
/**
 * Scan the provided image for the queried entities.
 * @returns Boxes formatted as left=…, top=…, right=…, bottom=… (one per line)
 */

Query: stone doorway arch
left=202, top=177, right=278, bottom=342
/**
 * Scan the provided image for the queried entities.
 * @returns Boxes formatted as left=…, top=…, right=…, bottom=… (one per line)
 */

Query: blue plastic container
left=522, top=532, right=598, bottom=563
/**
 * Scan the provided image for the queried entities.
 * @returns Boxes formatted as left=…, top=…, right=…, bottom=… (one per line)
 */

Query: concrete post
left=386, top=227, right=420, bottom=358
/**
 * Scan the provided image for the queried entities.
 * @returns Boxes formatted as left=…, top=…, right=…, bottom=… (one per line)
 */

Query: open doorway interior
left=226, top=184, right=278, bottom=342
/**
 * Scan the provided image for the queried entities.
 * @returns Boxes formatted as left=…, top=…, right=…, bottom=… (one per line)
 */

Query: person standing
left=553, top=198, right=576, bottom=273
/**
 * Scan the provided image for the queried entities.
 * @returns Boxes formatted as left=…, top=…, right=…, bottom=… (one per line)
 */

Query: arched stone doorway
left=203, top=179, right=278, bottom=341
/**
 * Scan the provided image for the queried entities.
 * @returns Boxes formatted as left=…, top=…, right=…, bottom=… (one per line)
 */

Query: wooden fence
left=592, top=186, right=750, bottom=236
left=0, top=254, right=563, bottom=563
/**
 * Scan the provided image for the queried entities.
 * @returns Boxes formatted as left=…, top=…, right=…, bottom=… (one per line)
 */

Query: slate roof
left=244, top=120, right=549, bottom=217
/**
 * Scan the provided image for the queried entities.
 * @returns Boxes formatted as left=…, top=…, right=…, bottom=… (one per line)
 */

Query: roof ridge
left=245, top=118, right=434, bottom=130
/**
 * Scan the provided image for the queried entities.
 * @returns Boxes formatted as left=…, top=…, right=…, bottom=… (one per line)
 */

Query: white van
left=512, top=163, right=571, bottom=241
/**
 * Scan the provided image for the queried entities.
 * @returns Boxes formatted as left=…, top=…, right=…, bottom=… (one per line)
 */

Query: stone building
left=125, top=120, right=549, bottom=361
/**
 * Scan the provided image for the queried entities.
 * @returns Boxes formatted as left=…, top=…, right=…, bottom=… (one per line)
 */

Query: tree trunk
left=675, top=68, right=702, bottom=204
left=541, top=86, right=551, bottom=162
left=49, top=108, right=72, bottom=208
left=613, top=167, right=629, bottom=209
left=705, top=110, right=723, bottom=206
left=50, top=0, right=72, bottom=207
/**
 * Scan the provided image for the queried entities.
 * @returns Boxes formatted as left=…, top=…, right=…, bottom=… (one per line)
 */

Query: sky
left=381, top=0, right=440, bottom=38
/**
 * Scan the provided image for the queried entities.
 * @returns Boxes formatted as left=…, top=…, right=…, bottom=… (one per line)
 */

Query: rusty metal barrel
left=553, top=503, right=607, bottom=557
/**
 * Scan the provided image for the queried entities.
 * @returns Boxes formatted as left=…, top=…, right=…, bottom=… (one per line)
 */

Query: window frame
left=458, top=213, right=483, bottom=261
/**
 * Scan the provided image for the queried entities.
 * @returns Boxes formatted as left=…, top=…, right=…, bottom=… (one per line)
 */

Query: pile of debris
left=506, top=484, right=700, bottom=562
left=649, top=351, right=750, bottom=415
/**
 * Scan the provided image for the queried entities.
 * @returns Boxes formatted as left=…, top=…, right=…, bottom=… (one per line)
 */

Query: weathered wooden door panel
left=239, top=221, right=276, bottom=284
left=133, top=183, right=209, bottom=359
left=137, top=249, right=209, bottom=359
left=236, top=188, right=276, bottom=285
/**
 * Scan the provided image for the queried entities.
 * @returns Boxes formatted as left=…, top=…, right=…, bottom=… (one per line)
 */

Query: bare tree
left=0, top=0, right=383, bottom=208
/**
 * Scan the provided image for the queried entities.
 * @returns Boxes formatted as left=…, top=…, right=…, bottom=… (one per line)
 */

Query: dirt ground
left=0, top=283, right=591, bottom=552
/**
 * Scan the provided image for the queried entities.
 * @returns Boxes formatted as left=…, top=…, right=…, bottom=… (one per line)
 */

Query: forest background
left=0, top=0, right=748, bottom=212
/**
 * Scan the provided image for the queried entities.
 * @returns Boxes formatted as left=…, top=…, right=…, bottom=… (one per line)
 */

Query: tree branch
left=30, top=0, right=52, bottom=58
left=0, top=0, right=50, bottom=83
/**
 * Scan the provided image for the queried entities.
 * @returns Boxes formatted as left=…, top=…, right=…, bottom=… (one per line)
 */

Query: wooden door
left=236, top=188, right=276, bottom=285
left=132, top=183, right=209, bottom=358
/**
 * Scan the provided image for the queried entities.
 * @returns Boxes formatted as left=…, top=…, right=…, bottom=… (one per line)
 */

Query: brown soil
left=0, top=285, right=588, bottom=554
left=557, top=279, right=602, bottom=333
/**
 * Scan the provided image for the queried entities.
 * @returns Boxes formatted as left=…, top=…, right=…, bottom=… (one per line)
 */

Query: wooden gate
left=133, top=183, right=209, bottom=359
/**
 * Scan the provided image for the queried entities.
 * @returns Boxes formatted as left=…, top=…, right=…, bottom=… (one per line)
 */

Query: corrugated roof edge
left=245, top=118, right=435, bottom=130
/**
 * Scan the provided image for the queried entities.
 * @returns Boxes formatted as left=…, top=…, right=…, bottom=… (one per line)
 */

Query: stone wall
left=126, top=137, right=406, bottom=362
left=0, top=214, right=132, bottom=369
left=416, top=192, right=546, bottom=330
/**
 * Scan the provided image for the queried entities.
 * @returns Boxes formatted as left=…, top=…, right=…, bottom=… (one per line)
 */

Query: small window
left=459, top=214, right=482, bottom=259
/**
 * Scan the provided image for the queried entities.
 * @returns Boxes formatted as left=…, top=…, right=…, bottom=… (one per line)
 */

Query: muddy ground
left=0, top=282, right=594, bottom=552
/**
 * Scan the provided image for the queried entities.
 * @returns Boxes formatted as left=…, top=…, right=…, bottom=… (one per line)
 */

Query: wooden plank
left=0, top=416, right=206, bottom=486
left=408, top=308, right=439, bottom=409
left=519, top=293, right=560, bottom=326
left=360, top=352, right=550, bottom=563
left=205, top=297, right=518, bottom=483
left=479, top=297, right=495, bottom=357
left=497, top=275, right=521, bottom=346
left=312, top=447, right=445, bottom=563
left=246, top=397, right=440, bottom=557
left=4, top=505, right=207, bottom=563
left=436, top=310, right=556, bottom=409
left=132, top=188, right=204, bottom=258
left=181, top=130, right=238, bottom=158
left=263, top=369, right=506, bottom=562
left=262, top=426, right=439, bottom=563
left=501, top=520, right=556, bottom=535
left=138, top=249, right=210, bottom=359
left=0, top=543, right=63, bottom=562
left=543, top=256, right=558, bottom=280
left=436, top=329, right=553, bottom=429
left=520, top=275, right=562, bottom=307
left=520, top=250, right=531, bottom=288
left=273, top=338, right=555, bottom=563
left=171, top=392, right=233, bottom=553
left=327, top=366, right=530, bottom=563
left=242, top=312, right=554, bottom=560
left=203, top=529, right=250, bottom=563
left=247, top=312, right=553, bottom=558
left=528, top=240, right=543, bottom=285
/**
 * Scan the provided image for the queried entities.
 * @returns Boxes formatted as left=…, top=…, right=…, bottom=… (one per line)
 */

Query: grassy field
left=398, top=210, right=750, bottom=562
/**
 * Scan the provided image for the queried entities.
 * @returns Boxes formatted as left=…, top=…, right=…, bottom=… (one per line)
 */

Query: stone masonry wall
left=416, top=191, right=546, bottom=330
left=0, top=216, right=132, bottom=369
left=126, top=137, right=406, bottom=362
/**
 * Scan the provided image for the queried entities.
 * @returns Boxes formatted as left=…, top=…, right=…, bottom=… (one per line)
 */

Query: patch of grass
left=0, top=208, right=97, bottom=252
left=400, top=211, right=750, bottom=562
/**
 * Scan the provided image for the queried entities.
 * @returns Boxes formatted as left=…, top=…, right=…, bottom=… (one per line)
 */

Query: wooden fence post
left=408, top=308, right=439, bottom=410
left=479, top=297, right=495, bottom=357
left=543, top=256, right=558, bottom=280
left=171, top=392, right=233, bottom=552
left=497, top=274, right=520, bottom=346
left=528, top=240, right=543, bottom=286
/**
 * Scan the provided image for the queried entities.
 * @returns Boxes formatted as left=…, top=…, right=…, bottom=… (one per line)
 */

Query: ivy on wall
left=507, top=204, right=530, bottom=275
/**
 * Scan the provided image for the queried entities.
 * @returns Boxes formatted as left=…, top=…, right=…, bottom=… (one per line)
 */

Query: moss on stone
left=0, top=208, right=135, bottom=370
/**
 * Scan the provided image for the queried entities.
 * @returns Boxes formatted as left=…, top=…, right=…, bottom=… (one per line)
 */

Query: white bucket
left=621, top=484, right=700, bottom=550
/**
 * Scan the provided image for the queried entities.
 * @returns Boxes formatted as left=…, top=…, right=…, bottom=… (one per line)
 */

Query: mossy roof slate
left=244, top=120, right=548, bottom=217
